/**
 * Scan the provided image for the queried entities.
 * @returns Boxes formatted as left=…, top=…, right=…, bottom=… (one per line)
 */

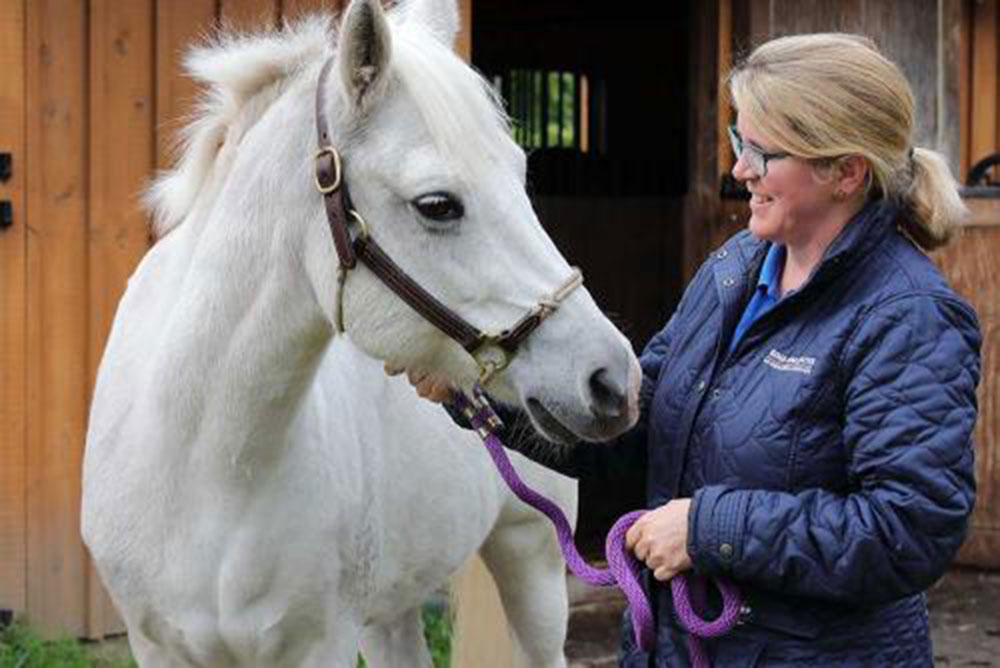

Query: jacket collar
left=730, top=198, right=900, bottom=291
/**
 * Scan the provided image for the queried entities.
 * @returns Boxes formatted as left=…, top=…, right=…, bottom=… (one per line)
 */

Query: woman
left=397, top=33, right=981, bottom=666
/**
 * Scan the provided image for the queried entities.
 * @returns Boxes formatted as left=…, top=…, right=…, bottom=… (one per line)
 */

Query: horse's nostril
left=588, top=367, right=627, bottom=420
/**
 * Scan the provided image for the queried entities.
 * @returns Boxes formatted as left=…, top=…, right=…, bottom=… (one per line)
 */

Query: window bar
left=542, top=70, right=551, bottom=149
left=571, top=72, right=581, bottom=150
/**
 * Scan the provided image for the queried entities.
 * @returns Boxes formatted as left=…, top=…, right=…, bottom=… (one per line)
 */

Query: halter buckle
left=473, top=339, right=510, bottom=385
left=314, top=146, right=342, bottom=194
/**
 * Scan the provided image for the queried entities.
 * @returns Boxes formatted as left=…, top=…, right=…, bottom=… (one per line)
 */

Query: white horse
left=81, top=1, right=640, bottom=666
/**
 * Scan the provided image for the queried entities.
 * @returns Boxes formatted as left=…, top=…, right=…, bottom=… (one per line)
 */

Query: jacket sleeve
left=491, top=313, right=678, bottom=482
left=687, top=293, right=981, bottom=605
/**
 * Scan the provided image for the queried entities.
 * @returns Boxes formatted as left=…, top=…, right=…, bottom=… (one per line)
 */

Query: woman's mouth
left=750, top=192, right=774, bottom=210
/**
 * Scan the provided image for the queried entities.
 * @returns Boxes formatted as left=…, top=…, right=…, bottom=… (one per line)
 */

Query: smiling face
left=731, top=115, right=842, bottom=249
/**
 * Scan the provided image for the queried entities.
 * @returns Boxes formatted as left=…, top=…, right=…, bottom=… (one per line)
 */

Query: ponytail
left=896, top=147, right=968, bottom=250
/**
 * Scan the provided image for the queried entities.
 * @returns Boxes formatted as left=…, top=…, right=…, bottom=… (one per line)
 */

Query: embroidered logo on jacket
left=763, top=349, right=816, bottom=375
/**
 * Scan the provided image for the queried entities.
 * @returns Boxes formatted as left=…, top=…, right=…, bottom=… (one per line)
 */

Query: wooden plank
left=85, top=0, right=156, bottom=637
left=717, top=0, right=732, bottom=179
left=970, top=0, right=998, bottom=166
left=965, top=198, right=1000, bottom=227
left=939, top=0, right=965, bottom=178
left=0, top=0, right=27, bottom=619
left=156, top=0, right=217, bottom=169
left=220, top=0, right=279, bottom=33
left=934, top=224, right=1000, bottom=568
left=768, top=0, right=863, bottom=36
left=24, top=0, right=89, bottom=636
left=456, top=0, right=471, bottom=61
left=862, top=0, right=939, bottom=150
left=682, top=0, right=722, bottom=281
left=958, top=0, right=972, bottom=181
left=282, top=0, right=338, bottom=24
left=451, top=557, right=513, bottom=668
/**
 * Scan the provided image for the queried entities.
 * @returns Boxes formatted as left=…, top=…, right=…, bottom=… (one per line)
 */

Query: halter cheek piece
left=314, top=58, right=583, bottom=384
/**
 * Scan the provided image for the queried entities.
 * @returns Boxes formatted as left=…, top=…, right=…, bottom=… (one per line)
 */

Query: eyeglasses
left=728, top=125, right=791, bottom=177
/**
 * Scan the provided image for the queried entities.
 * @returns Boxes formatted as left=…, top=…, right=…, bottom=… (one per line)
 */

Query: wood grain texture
left=935, top=225, right=1000, bottom=568
left=85, top=0, right=156, bottom=637
left=456, top=0, right=471, bottom=61
left=156, top=0, right=217, bottom=168
left=220, top=0, right=279, bottom=33
left=682, top=0, right=722, bottom=282
left=282, top=0, right=341, bottom=24
left=940, top=0, right=965, bottom=178
left=0, top=0, right=27, bottom=619
left=970, top=0, right=998, bottom=167
left=24, top=0, right=90, bottom=636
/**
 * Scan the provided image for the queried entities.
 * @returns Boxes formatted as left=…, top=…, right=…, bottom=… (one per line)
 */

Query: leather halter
left=314, top=58, right=583, bottom=383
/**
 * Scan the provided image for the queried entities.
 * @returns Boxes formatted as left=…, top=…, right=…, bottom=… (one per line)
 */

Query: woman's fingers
left=385, top=365, right=454, bottom=404
left=625, top=500, right=694, bottom=580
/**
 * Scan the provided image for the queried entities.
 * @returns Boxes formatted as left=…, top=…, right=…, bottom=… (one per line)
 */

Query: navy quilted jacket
left=509, top=200, right=981, bottom=666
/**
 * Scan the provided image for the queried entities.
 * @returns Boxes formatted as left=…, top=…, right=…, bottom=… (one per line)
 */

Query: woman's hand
left=625, top=499, right=693, bottom=582
left=384, top=364, right=454, bottom=403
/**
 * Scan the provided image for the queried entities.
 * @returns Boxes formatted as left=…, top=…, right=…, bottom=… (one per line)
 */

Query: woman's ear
left=835, top=154, right=870, bottom=198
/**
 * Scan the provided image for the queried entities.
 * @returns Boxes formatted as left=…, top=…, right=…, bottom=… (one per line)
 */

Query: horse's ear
left=337, top=0, right=392, bottom=111
left=396, top=0, right=459, bottom=49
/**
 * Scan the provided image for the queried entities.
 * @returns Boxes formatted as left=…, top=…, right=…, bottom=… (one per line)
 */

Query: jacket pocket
left=740, top=591, right=828, bottom=640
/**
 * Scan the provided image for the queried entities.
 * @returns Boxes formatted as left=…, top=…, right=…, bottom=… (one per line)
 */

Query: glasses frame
left=728, top=125, right=791, bottom=178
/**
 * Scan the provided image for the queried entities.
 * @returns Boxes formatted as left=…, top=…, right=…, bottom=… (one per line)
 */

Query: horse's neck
left=148, top=77, right=339, bottom=478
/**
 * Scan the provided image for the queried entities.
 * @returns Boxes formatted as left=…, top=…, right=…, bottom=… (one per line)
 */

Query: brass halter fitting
left=473, top=340, right=511, bottom=385
left=314, top=147, right=342, bottom=194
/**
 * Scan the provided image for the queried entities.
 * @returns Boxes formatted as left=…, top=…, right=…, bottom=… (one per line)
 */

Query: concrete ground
left=566, top=568, right=1000, bottom=668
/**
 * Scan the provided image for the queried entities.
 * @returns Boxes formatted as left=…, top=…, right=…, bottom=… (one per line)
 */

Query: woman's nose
left=731, top=153, right=753, bottom=181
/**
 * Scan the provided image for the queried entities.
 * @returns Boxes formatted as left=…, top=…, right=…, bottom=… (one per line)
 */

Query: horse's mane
left=146, top=16, right=333, bottom=238
left=146, top=7, right=513, bottom=240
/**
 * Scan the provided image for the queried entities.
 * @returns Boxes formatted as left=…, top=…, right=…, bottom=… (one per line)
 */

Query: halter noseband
left=314, top=58, right=583, bottom=384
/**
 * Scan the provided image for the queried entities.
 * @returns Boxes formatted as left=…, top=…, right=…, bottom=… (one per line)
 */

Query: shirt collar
left=758, top=243, right=785, bottom=299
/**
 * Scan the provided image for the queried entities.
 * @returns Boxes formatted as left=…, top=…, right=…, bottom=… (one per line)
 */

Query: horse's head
left=313, top=0, right=640, bottom=443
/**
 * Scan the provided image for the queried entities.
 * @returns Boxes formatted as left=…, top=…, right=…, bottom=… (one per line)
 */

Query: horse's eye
left=412, top=192, right=464, bottom=222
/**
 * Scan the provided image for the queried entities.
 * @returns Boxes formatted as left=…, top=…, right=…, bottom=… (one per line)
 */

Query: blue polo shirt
left=730, top=243, right=785, bottom=352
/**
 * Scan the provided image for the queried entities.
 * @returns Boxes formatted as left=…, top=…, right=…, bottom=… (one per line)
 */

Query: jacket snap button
left=717, top=249, right=728, bottom=259
left=720, top=543, right=734, bottom=560
left=722, top=277, right=736, bottom=287
left=711, top=388, right=722, bottom=399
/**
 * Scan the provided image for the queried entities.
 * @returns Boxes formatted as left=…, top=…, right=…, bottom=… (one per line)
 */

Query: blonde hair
left=728, top=33, right=967, bottom=250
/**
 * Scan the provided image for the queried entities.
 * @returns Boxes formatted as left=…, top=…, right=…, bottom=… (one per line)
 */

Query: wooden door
left=0, top=0, right=28, bottom=626
left=944, top=0, right=1000, bottom=568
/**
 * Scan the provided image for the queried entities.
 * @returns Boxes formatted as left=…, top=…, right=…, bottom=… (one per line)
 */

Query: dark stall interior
left=472, top=1, right=692, bottom=557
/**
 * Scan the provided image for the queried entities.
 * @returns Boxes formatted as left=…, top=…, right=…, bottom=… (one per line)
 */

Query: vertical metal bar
left=542, top=70, right=550, bottom=148
left=556, top=70, right=564, bottom=147
left=572, top=72, right=581, bottom=150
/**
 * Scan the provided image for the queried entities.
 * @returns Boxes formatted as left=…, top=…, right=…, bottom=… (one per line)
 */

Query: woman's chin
left=748, top=214, right=780, bottom=242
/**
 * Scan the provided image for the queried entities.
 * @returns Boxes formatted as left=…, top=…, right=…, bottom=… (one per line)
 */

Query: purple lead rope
left=453, top=389, right=744, bottom=668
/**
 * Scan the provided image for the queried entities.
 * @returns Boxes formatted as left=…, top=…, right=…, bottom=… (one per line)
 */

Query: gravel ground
left=566, top=568, right=1000, bottom=668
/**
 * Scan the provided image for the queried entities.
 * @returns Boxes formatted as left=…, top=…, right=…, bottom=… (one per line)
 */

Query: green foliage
left=357, top=604, right=452, bottom=668
left=0, top=621, right=136, bottom=668
left=0, top=605, right=449, bottom=668
left=422, top=605, right=451, bottom=668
